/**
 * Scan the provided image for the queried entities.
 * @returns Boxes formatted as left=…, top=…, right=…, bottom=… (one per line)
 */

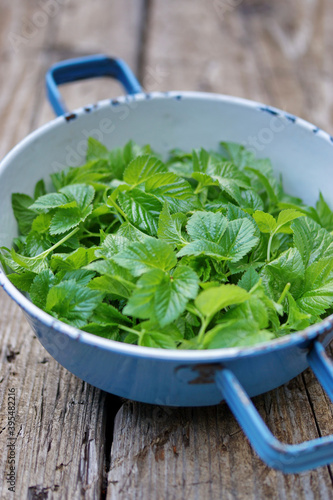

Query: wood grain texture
left=107, top=1, right=333, bottom=498
left=0, top=289, right=110, bottom=500
left=108, top=378, right=333, bottom=500
left=144, top=0, right=333, bottom=131
left=35, top=0, right=146, bottom=128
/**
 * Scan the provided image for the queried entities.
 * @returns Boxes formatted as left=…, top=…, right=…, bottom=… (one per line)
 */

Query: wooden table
left=1, top=1, right=333, bottom=498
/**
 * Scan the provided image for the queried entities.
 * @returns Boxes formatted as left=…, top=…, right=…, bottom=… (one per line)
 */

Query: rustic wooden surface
left=1, top=0, right=333, bottom=498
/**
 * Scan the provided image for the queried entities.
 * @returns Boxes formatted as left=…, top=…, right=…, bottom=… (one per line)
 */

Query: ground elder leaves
left=4, top=139, right=333, bottom=349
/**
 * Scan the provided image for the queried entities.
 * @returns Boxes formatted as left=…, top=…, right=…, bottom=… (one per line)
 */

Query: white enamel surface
left=1, top=92, right=333, bottom=363
left=1, top=93, right=333, bottom=249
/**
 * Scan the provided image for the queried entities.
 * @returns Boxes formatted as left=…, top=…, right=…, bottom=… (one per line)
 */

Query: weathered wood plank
left=143, top=0, right=333, bottom=132
left=35, top=0, right=146, bottom=128
left=0, top=1, right=142, bottom=498
left=0, top=0, right=53, bottom=159
left=0, top=289, right=110, bottom=499
left=107, top=1, right=333, bottom=498
left=108, top=377, right=333, bottom=500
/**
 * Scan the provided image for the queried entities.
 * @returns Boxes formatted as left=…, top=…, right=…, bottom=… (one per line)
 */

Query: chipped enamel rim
left=1, top=90, right=333, bottom=362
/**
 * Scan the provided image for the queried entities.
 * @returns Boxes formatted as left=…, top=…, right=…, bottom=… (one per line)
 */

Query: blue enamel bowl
left=1, top=55, right=333, bottom=472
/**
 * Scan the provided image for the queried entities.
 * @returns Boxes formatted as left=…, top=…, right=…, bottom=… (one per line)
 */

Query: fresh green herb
left=3, top=137, right=333, bottom=349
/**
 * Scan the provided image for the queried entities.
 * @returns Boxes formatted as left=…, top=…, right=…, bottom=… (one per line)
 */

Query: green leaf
left=85, top=258, right=127, bottom=276
left=31, top=213, right=52, bottom=233
left=255, top=209, right=303, bottom=261
left=83, top=323, right=119, bottom=339
left=253, top=209, right=303, bottom=236
left=178, top=218, right=258, bottom=263
left=0, top=247, right=24, bottom=272
left=297, top=286, right=333, bottom=317
left=139, top=331, right=179, bottom=349
left=59, top=184, right=95, bottom=210
left=215, top=161, right=251, bottom=186
left=228, top=260, right=264, bottom=276
left=123, top=141, right=153, bottom=164
left=7, top=271, right=36, bottom=292
left=30, top=192, right=75, bottom=211
left=195, top=284, right=250, bottom=318
left=295, top=258, right=333, bottom=316
left=285, top=292, right=311, bottom=331
left=116, top=222, right=150, bottom=242
left=124, top=266, right=199, bottom=326
left=220, top=142, right=254, bottom=168
left=157, top=203, right=187, bottom=246
left=316, top=192, right=333, bottom=231
left=123, top=269, right=165, bottom=319
left=50, top=205, right=92, bottom=235
left=292, top=217, right=333, bottom=267
left=177, top=240, right=230, bottom=260
left=86, top=137, right=109, bottom=161
left=46, top=280, right=102, bottom=327
left=245, top=166, right=279, bottom=204
left=91, top=302, right=131, bottom=325
left=203, top=320, right=272, bottom=349
left=240, top=190, right=264, bottom=213
left=88, top=274, right=134, bottom=299
left=226, top=204, right=261, bottom=237
left=303, top=258, right=333, bottom=292
left=237, top=267, right=260, bottom=291
left=51, top=247, right=97, bottom=271
left=278, top=201, right=320, bottom=222
left=192, top=148, right=217, bottom=175
left=261, top=248, right=305, bottom=301
left=113, top=238, right=177, bottom=276
left=11, top=193, right=36, bottom=235
left=253, top=211, right=277, bottom=233
left=144, top=172, right=195, bottom=212
left=33, top=179, right=46, bottom=199
left=58, top=269, right=95, bottom=286
left=118, top=188, right=162, bottom=235
left=25, top=231, right=53, bottom=256
left=219, top=218, right=259, bottom=262
left=191, top=172, right=219, bottom=190
left=55, top=160, right=110, bottom=188
left=213, top=176, right=242, bottom=204
left=30, top=269, right=55, bottom=309
left=123, top=155, right=166, bottom=186
left=154, top=266, right=199, bottom=326
left=107, top=148, right=128, bottom=180
left=276, top=209, right=304, bottom=229
left=186, top=211, right=228, bottom=243
left=95, top=234, right=131, bottom=259
left=10, top=248, right=49, bottom=273
left=222, top=295, right=269, bottom=330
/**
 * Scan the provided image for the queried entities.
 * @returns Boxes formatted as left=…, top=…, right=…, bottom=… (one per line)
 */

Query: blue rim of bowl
left=1, top=91, right=333, bottom=361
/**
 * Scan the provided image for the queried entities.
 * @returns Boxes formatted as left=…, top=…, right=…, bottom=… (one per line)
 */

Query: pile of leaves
left=2, top=138, right=333, bottom=349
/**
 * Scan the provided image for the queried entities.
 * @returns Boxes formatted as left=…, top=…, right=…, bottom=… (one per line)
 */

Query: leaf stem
left=277, top=282, right=291, bottom=305
left=118, top=324, right=140, bottom=336
left=194, top=184, right=203, bottom=195
left=267, top=232, right=274, bottom=262
left=104, top=218, right=120, bottom=234
left=81, top=231, right=101, bottom=239
left=196, top=317, right=210, bottom=345
left=115, top=276, right=137, bottom=289
left=185, top=304, right=204, bottom=321
left=107, top=197, right=127, bottom=223
left=27, top=227, right=80, bottom=260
